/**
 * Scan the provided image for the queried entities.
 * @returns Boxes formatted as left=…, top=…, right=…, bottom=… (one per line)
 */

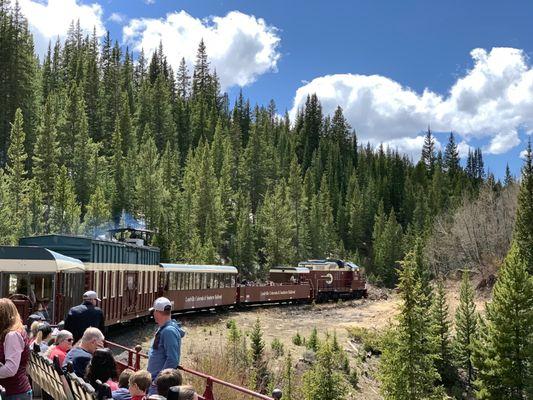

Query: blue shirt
left=63, top=347, right=92, bottom=378
left=147, top=320, right=185, bottom=380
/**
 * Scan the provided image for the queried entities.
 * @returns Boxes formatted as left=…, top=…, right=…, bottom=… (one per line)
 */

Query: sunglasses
left=63, top=338, right=74, bottom=343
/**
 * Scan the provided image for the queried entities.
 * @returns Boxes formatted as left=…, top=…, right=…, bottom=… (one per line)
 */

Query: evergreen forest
left=1, top=1, right=532, bottom=399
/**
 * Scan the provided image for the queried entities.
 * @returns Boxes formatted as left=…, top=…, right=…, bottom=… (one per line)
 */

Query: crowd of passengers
left=0, top=294, right=195, bottom=400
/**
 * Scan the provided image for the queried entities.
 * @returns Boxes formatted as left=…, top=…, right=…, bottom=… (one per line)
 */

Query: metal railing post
left=203, top=377, right=215, bottom=400
left=134, top=345, right=142, bottom=370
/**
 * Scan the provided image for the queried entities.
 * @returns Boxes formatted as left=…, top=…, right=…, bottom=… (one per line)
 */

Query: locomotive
left=0, top=228, right=367, bottom=325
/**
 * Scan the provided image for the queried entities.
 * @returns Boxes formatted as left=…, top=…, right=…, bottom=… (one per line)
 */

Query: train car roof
left=160, top=263, right=238, bottom=274
left=20, top=234, right=159, bottom=250
left=269, top=267, right=310, bottom=274
left=0, top=246, right=85, bottom=272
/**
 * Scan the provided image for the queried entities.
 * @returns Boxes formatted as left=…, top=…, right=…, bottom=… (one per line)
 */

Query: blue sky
left=20, top=0, right=533, bottom=179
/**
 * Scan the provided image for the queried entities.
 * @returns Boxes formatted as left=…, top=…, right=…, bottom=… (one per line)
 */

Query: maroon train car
left=298, top=259, right=367, bottom=301
left=161, top=264, right=238, bottom=311
left=238, top=267, right=311, bottom=304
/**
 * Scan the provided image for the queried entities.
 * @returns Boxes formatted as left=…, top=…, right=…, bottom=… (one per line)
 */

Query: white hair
left=81, top=327, right=104, bottom=343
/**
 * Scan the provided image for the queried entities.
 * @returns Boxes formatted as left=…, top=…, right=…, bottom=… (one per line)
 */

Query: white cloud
left=290, top=47, right=533, bottom=156
left=483, top=130, right=521, bottom=155
left=520, top=149, right=529, bottom=159
left=109, top=12, right=126, bottom=24
left=123, top=10, right=281, bottom=90
left=20, top=0, right=105, bottom=58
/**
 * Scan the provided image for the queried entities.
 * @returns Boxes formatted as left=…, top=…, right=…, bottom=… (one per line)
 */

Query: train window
left=119, top=271, right=124, bottom=294
left=176, top=273, right=180, bottom=290
left=196, top=273, right=201, bottom=290
left=111, top=271, right=116, bottom=298
left=168, top=272, right=173, bottom=290
left=102, top=271, right=107, bottom=299
left=94, top=271, right=100, bottom=297
left=146, top=271, right=150, bottom=294
left=138, top=272, right=143, bottom=295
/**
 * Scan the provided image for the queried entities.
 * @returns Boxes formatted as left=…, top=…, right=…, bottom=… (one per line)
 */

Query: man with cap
left=147, top=297, right=185, bottom=395
left=64, top=291, right=105, bottom=343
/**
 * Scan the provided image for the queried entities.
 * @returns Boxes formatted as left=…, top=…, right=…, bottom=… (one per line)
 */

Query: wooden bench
left=28, top=349, right=71, bottom=400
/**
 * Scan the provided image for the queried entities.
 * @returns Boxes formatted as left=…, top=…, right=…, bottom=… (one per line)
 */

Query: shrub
left=271, top=338, right=284, bottom=358
left=292, top=332, right=303, bottom=346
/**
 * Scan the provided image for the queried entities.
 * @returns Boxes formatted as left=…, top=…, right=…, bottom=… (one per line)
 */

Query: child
left=112, top=369, right=134, bottom=400
left=129, top=370, right=152, bottom=400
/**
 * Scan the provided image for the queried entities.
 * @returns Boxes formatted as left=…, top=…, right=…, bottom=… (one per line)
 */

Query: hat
left=150, top=297, right=172, bottom=312
left=83, top=290, right=101, bottom=302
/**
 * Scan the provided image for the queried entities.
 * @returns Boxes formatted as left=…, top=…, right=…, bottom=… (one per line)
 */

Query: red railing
left=104, top=340, right=281, bottom=400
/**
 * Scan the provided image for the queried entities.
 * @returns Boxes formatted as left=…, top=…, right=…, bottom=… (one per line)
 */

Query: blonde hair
left=129, top=369, right=152, bottom=392
left=0, top=298, right=23, bottom=340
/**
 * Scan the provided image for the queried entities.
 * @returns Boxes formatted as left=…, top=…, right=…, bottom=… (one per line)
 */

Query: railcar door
left=124, top=272, right=138, bottom=314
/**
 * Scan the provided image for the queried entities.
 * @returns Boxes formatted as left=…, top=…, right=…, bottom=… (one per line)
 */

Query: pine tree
left=281, top=352, right=295, bottom=400
left=6, top=108, right=28, bottom=223
left=250, top=318, right=269, bottom=392
left=454, top=270, right=478, bottom=389
left=0, top=170, right=13, bottom=244
left=379, top=249, right=443, bottom=400
left=51, top=166, right=81, bottom=234
left=33, top=97, right=59, bottom=229
left=431, top=281, right=455, bottom=386
left=504, top=163, right=514, bottom=187
left=259, top=182, right=295, bottom=268
left=233, top=201, right=256, bottom=278
left=25, top=178, right=44, bottom=235
left=513, top=139, right=533, bottom=273
left=307, top=327, right=319, bottom=352
left=474, top=243, right=532, bottom=400
left=421, top=127, right=436, bottom=175
left=443, top=132, right=460, bottom=177
left=302, top=340, right=346, bottom=400
left=135, top=131, right=163, bottom=229
left=83, top=185, right=111, bottom=236
left=373, top=209, right=404, bottom=287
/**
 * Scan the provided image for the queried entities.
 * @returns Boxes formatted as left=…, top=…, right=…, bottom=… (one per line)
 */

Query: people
left=47, top=330, right=73, bottom=366
left=30, top=322, right=52, bottom=353
left=128, top=370, right=152, bottom=400
left=64, top=290, right=105, bottom=343
left=154, top=369, right=183, bottom=398
left=112, top=369, right=134, bottom=400
left=63, top=327, right=104, bottom=377
left=146, top=297, right=185, bottom=395
left=85, top=347, right=119, bottom=391
left=167, top=385, right=197, bottom=400
left=0, top=298, right=32, bottom=399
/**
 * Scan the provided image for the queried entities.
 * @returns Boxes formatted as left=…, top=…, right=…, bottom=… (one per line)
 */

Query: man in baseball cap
left=83, top=290, right=101, bottom=302
left=149, top=297, right=172, bottom=313
left=64, top=290, right=105, bottom=342
left=147, top=297, right=185, bottom=395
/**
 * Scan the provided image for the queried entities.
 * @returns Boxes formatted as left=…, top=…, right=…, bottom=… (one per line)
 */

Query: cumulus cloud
left=123, top=10, right=280, bottom=89
left=109, top=12, right=126, bottom=24
left=290, top=47, right=533, bottom=156
left=20, top=0, right=105, bottom=57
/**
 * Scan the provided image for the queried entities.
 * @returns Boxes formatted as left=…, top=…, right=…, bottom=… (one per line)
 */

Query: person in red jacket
left=0, top=298, right=32, bottom=399
left=47, top=330, right=74, bottom=366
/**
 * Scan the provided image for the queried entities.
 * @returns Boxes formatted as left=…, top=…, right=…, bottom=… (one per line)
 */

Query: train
left=0, top=228, right=367, bottom=326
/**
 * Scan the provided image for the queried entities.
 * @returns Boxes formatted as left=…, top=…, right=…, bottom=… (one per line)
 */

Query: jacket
left=112, top=387, right=132, bottom=400
left=147, top=320, right=185, bottom=380
left=63, top=346, right=92, bottom=377
left=64, top=301, right=105, bottom=342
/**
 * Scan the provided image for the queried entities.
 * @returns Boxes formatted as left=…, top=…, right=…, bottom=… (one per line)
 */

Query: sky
left=18, top=0, right=533, bottom=179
